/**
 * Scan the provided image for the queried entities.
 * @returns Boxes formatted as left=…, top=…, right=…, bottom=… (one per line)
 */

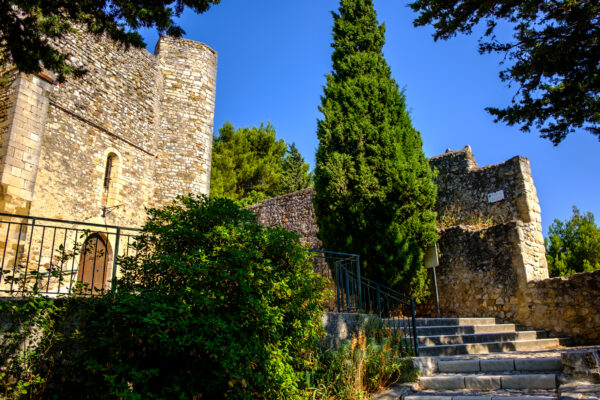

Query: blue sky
left=141, top=0, right=600, bottom=236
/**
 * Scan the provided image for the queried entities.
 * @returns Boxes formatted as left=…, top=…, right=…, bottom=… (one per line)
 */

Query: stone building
left=0, top=31, right=217, bottom=294
left=0, top=31, right=217, bottom=227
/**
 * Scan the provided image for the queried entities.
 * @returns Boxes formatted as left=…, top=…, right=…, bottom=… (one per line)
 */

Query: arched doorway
left=77, top=233, right=112, bottom=295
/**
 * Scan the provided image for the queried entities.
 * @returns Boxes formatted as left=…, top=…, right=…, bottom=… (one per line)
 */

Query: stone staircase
left=375, top=317, right=574, bottom=400
left=413, top=318, right=570, bottom=357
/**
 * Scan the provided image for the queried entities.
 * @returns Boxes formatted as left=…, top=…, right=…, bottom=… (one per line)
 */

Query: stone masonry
left=0, top=30, right=216, bottom=294
left=0, top=30, right=217, bottom=227
left=249, top=146, right=600, bottom=344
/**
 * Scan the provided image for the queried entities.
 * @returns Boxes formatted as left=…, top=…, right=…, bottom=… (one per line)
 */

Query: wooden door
left=77, top=233, right=108, bottom=294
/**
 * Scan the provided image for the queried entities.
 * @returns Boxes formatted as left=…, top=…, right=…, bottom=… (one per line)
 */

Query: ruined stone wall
left=520, top=270, right=600, bottom=344
left=431, top=146, right=547, bottom=280
left=249, top=147, right=599, bottom=343
left=416, top=223, right=522, bottom=320
left=247, top=188, right=320, bottom=248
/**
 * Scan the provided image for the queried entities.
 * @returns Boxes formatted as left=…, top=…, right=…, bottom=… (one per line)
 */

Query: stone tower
left=0, top=31, right=217, bottom=227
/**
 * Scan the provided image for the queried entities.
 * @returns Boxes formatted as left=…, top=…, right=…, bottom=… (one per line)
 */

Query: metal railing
left=0, top=213, right=140, bottom=297
left=309, top=249, right=419, bottom=356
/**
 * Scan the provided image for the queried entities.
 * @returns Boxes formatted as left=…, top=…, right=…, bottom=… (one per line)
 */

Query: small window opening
left=104, top=155, right=114, bottom=191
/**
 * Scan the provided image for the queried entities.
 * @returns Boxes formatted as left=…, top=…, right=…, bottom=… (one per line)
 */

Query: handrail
left=0, top=212, right=141, bottom=231
left=308, top=249, right=419, bottom=356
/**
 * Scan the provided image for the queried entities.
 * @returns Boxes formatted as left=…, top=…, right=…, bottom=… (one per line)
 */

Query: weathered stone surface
left=246, top=188, right=320, bottom=248
left=438, top=359, right=480, bottom=373
left=0, top=30, right=217, bottom=227
left=248, top=148, right=600, bottom=345
left=481, top=359, right=515, bottom=372
left=562, top=350, right=600, bottom=382
left=501, top=374, right=557, bottom=390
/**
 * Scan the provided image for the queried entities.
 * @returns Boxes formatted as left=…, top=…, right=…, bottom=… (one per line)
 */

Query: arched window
left=102, top=153, right=120, bottom=208
left=104, top=154, right=115, bottom=191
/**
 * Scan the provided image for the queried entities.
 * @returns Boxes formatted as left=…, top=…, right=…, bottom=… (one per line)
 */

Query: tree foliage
left=281, top=143, right=313, bottom=194
left=211, top=122, right=312, bottom=206
left=410, top=0, right=600, bottom=145
left=0, top=0, right=220, bottom=81
left=313, top=0, right=438, bottom=301
left=27, top=196, right=328, bottom=399
left=545, top=206, right=600, bottom=277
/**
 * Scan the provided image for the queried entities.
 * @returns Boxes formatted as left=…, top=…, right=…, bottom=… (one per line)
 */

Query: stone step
left=413, top=318, right=500, bottom=327
left=414, top=324, right=521, bottom=337
left=437, top=357, right=563, bottom=374
left=402, top=388, right=557, bottom=400
left=419, top=373, right=557, bottom=390
left=419, top=331, right=549, bottom=346
left=419, top=338, right=570, bottom=357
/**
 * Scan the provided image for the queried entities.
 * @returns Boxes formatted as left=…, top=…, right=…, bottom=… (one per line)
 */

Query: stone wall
left=431, top=146, right=547, bottom=280
left=416, top=223, right=522, bottom=320
left=248, top=147, right=600, bottom=344
left=0, top=30, right=217, bottom=227
left=522, top=270, right=600, bottom=344
left=154, top=36, right=217, bottom=205
left=247, top=188, right=321, bottom=248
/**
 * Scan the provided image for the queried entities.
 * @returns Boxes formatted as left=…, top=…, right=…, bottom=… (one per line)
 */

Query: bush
left=306, top=317, right=418, bottom=400
left=546, top=206, right=600, bottom=277
left=36, top=196, right=328, bottom=399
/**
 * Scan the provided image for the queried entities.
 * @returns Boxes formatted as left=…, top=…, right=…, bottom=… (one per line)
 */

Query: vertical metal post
left=344, top=266, right=351, bottom=312
left=432, top=266, right=441, bottom=318
left=411, top=298, right=419, bottom=357
left=376, top=283, right=381, bottom=317
left=335, top=260, right=341, bottom=312
left=111, top=227, right=120, bottom=291
left=356, top=255, right=362, bottom=312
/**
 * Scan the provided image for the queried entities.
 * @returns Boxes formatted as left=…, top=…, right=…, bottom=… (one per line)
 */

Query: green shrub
left=35, top=195, right=328, bottom=399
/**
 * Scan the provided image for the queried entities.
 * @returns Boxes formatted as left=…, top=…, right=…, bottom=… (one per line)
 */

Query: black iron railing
left=0, top=213, right=140, bottom=297
left=308, top=249, right=419, bottom=356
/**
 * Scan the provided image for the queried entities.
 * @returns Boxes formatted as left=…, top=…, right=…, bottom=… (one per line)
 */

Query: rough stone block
left=501, top=374, right=556, bottom=389
left=405, top=396, right=453, bottom=400
left=562, top=350, right=600, bottom=381
left=480, top=359, right=514, bottom=372
left=464, top=375, right=502, bottom=389
left=438, top=360, right=480, bottom=373
left=452, top=396, right=491, bottom=400
left=514, top=357, right=562, bottom=372
left=420, top=376, right=465, bottom=390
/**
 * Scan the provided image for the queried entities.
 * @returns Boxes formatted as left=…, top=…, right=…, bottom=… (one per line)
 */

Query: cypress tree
left=313, top=0, right=437, bottom=300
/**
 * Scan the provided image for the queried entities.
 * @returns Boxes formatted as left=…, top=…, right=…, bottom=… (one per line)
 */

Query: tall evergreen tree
left=281, top=143, right=312, bottom=193
left=313, top=0, right=438, bottom=300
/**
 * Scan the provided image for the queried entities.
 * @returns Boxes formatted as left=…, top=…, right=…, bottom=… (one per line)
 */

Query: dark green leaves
left=546, top=206, right=600, bottom=277
left=410, top=0, right=600, bottom=144
left=314, top=0, right=437, bottom=301
left=0, top=0, right=221, bottom=81
left=210, top=122, right=312, bottom=206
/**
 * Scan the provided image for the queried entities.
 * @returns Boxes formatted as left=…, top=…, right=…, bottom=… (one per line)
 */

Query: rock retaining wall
left=247, top=188, right=320, bottom=248
left=249, top=147, right=600, bottom=344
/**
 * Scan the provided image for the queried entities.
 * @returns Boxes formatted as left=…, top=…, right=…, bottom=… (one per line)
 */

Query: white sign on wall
left=487, top=190, right=505, bottom=203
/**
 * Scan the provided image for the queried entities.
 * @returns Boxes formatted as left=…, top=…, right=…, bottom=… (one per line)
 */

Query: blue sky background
left=141, top=0, right=600, bottom=237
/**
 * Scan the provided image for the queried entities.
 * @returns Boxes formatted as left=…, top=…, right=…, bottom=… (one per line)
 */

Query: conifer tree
left=281, top=143, right=312, bottom=193
left=313, top=0, right=437, bottom=300
left=210, top=122, right=286, bottom=206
